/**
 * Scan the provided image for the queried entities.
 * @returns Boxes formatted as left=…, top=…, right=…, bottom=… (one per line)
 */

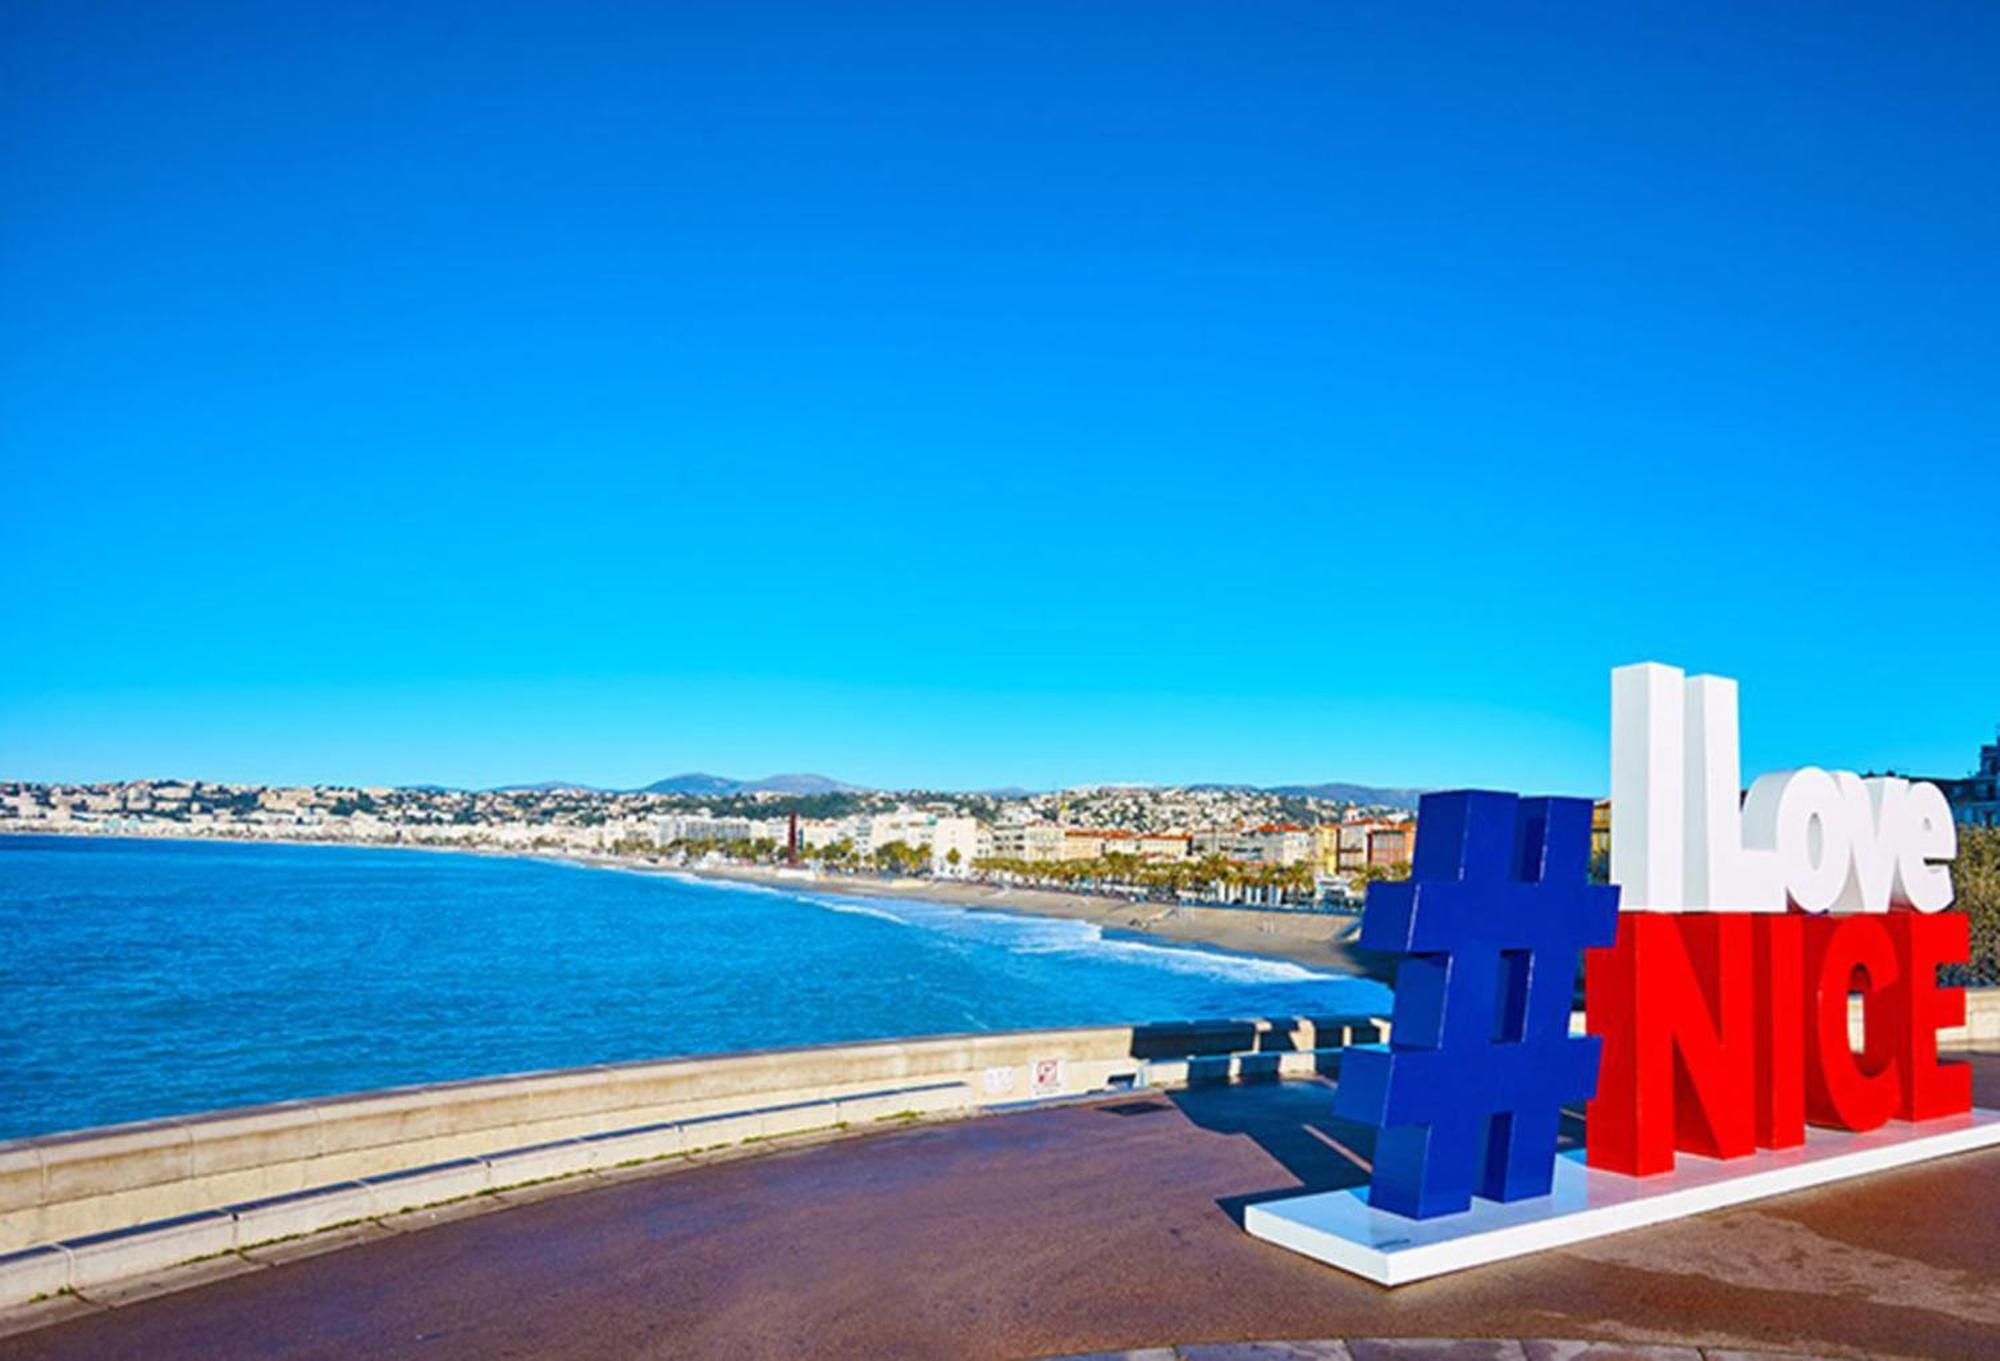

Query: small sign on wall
left=1031, top=1058, right=1064, bottom=1097
left=982, top=1066, right=1016, bottom=1096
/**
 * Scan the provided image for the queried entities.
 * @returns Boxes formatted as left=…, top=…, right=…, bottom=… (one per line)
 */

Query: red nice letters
left=1585, top=663, right=1970, bottom=1177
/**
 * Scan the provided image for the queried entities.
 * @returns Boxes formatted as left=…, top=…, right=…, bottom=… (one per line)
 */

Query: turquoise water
left=0, top=835, right=1387, bottom=1139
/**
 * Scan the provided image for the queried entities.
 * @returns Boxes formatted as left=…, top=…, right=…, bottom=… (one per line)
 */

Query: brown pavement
left=2, top=1056, right=1996, bottom=1361
left=1052, top=1342, right=1838, bottom=1359
left=1355, top=1345, right=1688, bottom=1361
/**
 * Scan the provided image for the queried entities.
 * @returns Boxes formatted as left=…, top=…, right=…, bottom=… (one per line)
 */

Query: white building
left=655, top=814, right=756, bottom=844
left=851, top=810, right=981, bottom=877
left=985, top=822, right=1066, bottom=863
left=797, top=818, right=852, bottom=851
left=1192, top=825, right=1314, bottom=867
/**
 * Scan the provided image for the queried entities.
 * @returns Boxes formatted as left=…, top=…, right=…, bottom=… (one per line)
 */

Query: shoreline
left=2, top=825, right=1385, bottom=980
left=592, top=856, right=1385, bottom=980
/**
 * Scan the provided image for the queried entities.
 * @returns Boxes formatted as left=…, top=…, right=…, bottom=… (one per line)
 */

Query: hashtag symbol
left=1335, top=791, right=1620, bottom=1219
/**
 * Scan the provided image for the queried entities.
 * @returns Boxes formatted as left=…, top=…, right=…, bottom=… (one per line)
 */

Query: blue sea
left=0, top=835, right=1387, bottom=1140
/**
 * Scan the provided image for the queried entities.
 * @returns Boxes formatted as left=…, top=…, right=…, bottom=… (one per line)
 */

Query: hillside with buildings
left=0, top=776, right=1421, bottom=906
left=9, top=734, right=1992, bottom=910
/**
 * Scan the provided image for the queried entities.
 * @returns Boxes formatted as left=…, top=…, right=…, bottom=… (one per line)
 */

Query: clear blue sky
left=3, top=3, right=1996, bottom=795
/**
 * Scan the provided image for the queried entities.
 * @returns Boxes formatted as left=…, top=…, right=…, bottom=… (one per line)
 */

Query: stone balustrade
left=4, top=986, right=1993, bottom=1312
left=0, top=1015, right=1384, bottom=1307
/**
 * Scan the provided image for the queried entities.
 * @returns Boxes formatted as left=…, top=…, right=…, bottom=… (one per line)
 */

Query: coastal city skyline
left=6, top=722, right=1994, bottom=886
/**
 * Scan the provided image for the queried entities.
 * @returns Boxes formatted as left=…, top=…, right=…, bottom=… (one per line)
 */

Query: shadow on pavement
left=1155, top=1078, right=1591, bottom=1228
left=1161, top=1081, right=1376, bottom=1225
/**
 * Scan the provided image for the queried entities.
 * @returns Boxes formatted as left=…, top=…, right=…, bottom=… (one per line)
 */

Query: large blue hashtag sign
left=1335, top=791, right=1619, bottom=1219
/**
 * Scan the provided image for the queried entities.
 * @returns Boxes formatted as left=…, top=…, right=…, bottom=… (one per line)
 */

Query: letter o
left=1746, top=768, right=1849, bottom=913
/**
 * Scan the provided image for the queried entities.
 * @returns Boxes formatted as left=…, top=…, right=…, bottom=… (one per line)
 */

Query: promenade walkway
left=2, top=1055, right=1995, bottom=1360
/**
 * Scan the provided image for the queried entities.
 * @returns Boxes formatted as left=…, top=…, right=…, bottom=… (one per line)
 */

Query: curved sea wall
left=0, top=1014, right=1384, bottom=1306
left=3, top=991, right=1993, bottom=1310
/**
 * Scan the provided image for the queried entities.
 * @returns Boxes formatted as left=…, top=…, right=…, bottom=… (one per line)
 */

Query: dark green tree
left=1952, top=825, right=2000, bottom=985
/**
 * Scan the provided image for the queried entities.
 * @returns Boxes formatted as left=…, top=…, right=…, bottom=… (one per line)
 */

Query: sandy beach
left=676, top=859, right=1387, bottom=982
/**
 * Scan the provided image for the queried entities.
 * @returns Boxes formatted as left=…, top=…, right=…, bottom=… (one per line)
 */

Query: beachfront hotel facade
left=1193, top=824, right=1317, bottom=867
left=1312, top=819, right=1418, bottom=878
left=845, top=810, right=982, bottom=875
left=982, top=821, right=1067, bottom=862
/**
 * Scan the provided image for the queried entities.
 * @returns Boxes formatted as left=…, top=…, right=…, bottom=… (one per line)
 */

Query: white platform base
left=1244, top=1109, right=2000, bottom=1286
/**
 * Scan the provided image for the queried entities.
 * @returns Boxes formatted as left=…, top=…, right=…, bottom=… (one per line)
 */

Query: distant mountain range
left=1267, top=781, right=1427, bottom=809
left=490, top=774, right=859, bottom=795
left=635, top=773, right=862, bottom=795
left=490, top=774, right=1419, bottom=806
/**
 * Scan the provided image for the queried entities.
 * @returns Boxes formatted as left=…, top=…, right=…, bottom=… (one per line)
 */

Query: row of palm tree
left=640, top=833, right=935, bottom=878
left=625, top=834, right=785, bottom=862
left=971, top=851, right=1328, bottom=906
left=618, top=831, right=1414, bottom=910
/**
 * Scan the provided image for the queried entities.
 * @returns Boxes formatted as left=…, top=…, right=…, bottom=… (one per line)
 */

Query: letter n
left=1587, top=913, right=1757, bottom=1175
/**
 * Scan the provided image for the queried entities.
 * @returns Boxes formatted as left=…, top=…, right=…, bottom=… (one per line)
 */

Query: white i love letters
left=1609, top=662, right=1956, bottom=914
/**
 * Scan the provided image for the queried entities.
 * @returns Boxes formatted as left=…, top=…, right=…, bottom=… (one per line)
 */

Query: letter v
left=1833, top=774, right=1900, bottom=913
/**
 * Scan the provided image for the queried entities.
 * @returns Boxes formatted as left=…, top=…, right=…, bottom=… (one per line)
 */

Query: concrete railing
left=5, top=988, right=1993, bottom=1312
left=0, top=1015, right=1383, bottom=1308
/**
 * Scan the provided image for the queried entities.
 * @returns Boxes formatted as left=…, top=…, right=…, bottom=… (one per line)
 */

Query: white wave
left=1077, top=933, right=1335, bottom=984
left=601, top=868, right=1367, bottom=990
left=806, top=897, right=909, bottom=925
left=789, top=889, right=1348, bottom=986
left=598, top=865, right=802, bottom=901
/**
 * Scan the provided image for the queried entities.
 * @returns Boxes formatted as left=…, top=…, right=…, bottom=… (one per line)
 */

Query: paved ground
left=3, top=1055, right=1997, bottom=1361
left=1055, top=1343, right=1892, bottom=1360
